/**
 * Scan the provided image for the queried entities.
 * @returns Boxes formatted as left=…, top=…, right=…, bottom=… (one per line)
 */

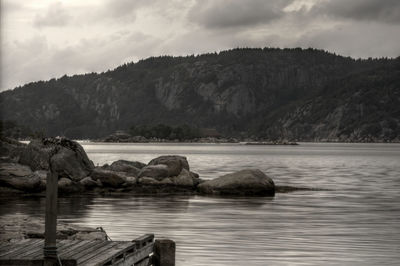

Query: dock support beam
left=153, top=239, right=175, bottom=266
left=44, top=169, right=58, bottom=265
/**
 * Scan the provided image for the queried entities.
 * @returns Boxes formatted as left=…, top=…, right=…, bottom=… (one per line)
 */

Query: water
left=1, top=143, right=400, bottom=265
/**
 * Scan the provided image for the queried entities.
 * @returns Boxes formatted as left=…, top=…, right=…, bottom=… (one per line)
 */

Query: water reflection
left=1, top=143, right=400, bottom=265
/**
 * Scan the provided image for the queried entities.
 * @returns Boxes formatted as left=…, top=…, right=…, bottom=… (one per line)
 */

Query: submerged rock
left=0, top=215, right=107, bottom=242
left=198, top=169, right=275, bottom=196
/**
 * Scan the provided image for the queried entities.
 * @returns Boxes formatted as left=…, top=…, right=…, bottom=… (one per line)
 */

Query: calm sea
left=1, top=142, right=400, bottom=265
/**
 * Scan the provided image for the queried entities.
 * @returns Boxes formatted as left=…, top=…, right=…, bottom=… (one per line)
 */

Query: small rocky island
left=0, top=137, right=277, bottom=196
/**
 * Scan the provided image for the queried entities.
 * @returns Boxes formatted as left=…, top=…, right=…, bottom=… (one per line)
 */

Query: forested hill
left=1, top=48, right=399, bottom=142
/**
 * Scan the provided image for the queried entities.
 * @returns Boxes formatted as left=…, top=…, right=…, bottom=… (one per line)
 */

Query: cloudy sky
left=1, top=0, right=400, bottom=91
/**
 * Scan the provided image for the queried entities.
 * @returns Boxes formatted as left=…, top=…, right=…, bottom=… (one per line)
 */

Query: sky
left=1, top=0, right=400, bottom=91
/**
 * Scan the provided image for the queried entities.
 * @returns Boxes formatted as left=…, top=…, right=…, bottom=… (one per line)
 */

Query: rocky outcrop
left=148, top=155, right=189, bottom=177
left=90, top=168, right=128, bottom=188
left=0, top=215, right=107, bottom=242
left=198, top=169, right=275, bottom=196
left=18, top=138, right=94, bottom=181
left=0, top=163, right=42, bottom=192
left=0, top=137, right=285, bottom=196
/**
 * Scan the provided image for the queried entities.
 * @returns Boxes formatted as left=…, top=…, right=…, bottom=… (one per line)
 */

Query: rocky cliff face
left=1, top=48, right=399, bottom=141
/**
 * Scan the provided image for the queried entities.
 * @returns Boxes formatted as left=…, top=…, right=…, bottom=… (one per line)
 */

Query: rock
left=79, top=176, right=98, bottom=188
left=148, top=155, right=190, bottom=177
left=71, top=231, right=107, bottom=241
left=109, top=160, right=142, bottom=176
left=90, top=168, right=126, bottom=188
left=171, top=169, right=194, bottom=187
left=18, top=137, right=94, bottom=181
left=18, top=139, right=53, bottom=171
left=0, top=163, right=41, bottom=191
left=58, top=177, right=73, bottom=189
left=190, top=171, right=200, bottom=178
left=138, top=177, right=160, bottom=185
left=198, top=169, right=275, bottom=196
left=0, top=137, right=27, bottom=163
left=138, top=165, right=169, bottom=180
left=159, top=177, right=173, bottom=185
left=0, top=214, right=107, bottom=241
left=125, top=176, right=137, bottom=185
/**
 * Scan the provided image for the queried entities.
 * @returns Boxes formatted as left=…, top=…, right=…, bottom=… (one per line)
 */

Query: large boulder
left=0, top=137, right=27, bottom=163
left=0, top=163, right=42, bottom=191
left=79, top=176, right=98, bottom=188
left=19, top=137, right=94, bottom=181
left=171, top=169, right=195, bottom=187
left=148, top=155, right=189, bottom=177
left=90, top=168, right=127, bottom=188
left=108, top=160, right=143, bottom=176
left=198, top=169, right=275, bottom=196
left=138, top=165, right=169, bottom=180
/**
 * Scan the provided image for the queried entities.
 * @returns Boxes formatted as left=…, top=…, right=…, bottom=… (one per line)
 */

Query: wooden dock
left=0, top=234, right=166, bottom=266
left=0, top=152, right=176, bottom=266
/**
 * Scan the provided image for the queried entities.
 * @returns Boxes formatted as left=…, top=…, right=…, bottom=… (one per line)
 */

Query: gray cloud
left=102, top=0, right=158, bottom=20
left=2, top=0, right=400, bottom=91
left=188, top=0, right=292, bottom=29
left=310, top=0, right=400, bottom=24
left=33, top=2, right=71, bottom=28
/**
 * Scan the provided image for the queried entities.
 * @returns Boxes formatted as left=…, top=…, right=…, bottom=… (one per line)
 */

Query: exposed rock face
left=90, top=168, right=127, bottom=188
left=148, top=155, right=190, bottom=177
left=0, top=137, right=27, bottom=163
left=108, top=160, right=143, bottom=176
left=171, top=169, right=195, bottom=187
left=0, top=163, right=41, bottom=191
left=79, top=176, right=98, bottom=188
left=198, top=169, right=275, bottom=196
left=18, top=138, right=94, bottom=181
left=2, top=49, right=399, bottom=142
left=138, top=165, right=169, bottom=180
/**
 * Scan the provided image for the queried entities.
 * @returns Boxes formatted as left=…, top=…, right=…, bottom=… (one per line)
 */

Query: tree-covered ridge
left=1, top=48, right=399, bottom=142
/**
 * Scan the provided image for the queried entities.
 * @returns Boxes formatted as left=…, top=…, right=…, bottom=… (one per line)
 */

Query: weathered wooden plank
left=58, top=240, right=99, bottom=259
left=31, top=240, right=83, bottom=259
left=17, top=239, right=71, bottom=260
left=70, top=240, right=110, bottom=261
left=134, top=257, right=150, bottom=266
left=82, top=241, right=140, bottom=266
left=28, top=239, right=73, bottom=260
left=11, top=239, right=46, bottom=259
left=0, top=258, right=44, bottom=266
left=0, top=239, right=42, bottom=258
left=134, top=234, right=154, bottom=249
left=101, top=242, right=154, bottom=266
left=0, top=242, right=18, bottom=253
left=76, top=241, right=121, bottom=265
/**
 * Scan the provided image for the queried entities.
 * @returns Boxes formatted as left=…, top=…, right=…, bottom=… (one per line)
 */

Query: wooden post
left=43, top=169, right=58, bottom=265
left=153, top=239, right=175, bottom=266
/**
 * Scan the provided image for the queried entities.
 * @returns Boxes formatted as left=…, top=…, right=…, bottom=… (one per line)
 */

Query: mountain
left=1, top=48, right=399, bottom=142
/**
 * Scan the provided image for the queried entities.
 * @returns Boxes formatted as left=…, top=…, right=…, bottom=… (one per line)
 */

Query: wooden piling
left=43, top=169, right=58, bottom=265
left=153, top=239, right=175, bottom=266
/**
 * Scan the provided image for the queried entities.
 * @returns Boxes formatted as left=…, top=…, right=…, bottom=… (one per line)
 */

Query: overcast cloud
left=1, top=0, right=399, bottom=91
